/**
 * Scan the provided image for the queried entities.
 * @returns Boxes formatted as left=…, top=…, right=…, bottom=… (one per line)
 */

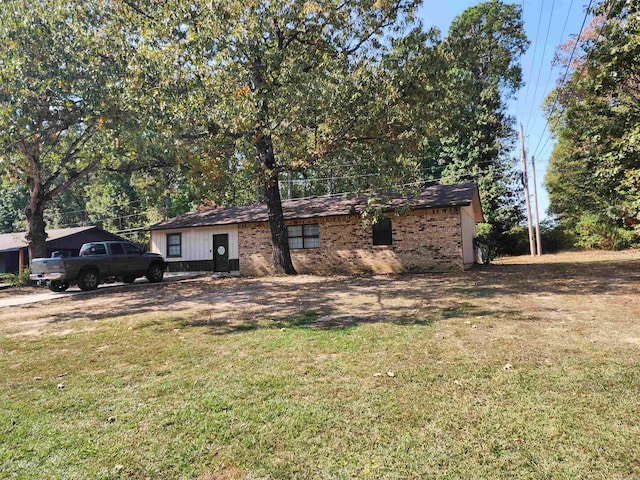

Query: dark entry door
left=213, top=234, right=229, bottom=272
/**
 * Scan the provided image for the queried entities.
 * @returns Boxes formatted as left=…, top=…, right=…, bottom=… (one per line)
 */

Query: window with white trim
left=287, top=224, right=319, bottom=249
left=167, top=233, right=182, bottom=257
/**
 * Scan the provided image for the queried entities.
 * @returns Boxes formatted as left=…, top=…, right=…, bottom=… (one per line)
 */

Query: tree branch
left=45, top=158, right=100, bottom=200
left=121, top=0, right=155, bottom=20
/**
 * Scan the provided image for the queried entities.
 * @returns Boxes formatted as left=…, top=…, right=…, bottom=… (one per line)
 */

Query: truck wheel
left=121, top=275, right=136, bottom=284
left=78, top=269, right=99, bottom=291
left=146, top=263, right=164, bottom=283
left=49, top=280, right=69, bottom=293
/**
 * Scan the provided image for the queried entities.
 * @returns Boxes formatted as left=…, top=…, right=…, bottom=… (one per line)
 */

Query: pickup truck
left=30, top=241, right=167, bottom=292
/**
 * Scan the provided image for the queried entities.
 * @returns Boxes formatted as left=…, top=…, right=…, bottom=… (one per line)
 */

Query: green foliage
left=540, top=219, right=576, bottom=253
left=0, top=0, right=136, bottom=256
left=545, top=0, right=640, bottom=243
left=0, top=268, right=31, bottom=286
left=431, top=1, right=529, bottom=237
left=474, top=223, right=497, bottom=263
left=0, top=179, right=28, bottom=233
left=574, top=213, right=636, bottom=251
left=0, top=0, right=530, bottom=268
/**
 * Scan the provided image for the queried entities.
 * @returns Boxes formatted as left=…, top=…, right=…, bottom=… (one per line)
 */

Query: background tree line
left=0, top=0, right=531, bottom=269
left=544, top=0, right=640, bottom=250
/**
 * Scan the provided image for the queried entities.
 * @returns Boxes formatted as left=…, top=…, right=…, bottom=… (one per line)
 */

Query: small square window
left=287, top=224, right=319, bottom=249
left=372, top=218, right=392, bottom=246
left=167, top=233, right=182, bottom=257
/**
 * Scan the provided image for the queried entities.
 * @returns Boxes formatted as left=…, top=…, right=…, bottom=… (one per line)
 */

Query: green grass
left=1, top=259, right=640, bottom=479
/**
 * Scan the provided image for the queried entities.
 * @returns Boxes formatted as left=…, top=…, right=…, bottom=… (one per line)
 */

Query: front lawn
left=1, top=251, right=639, bottom=479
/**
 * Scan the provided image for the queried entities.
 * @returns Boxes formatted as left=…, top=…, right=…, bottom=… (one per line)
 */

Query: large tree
left=545, top=0, right=640, bottom=246
left=130, top=0, right=419, bottom=274
left=434, top=0, right=529, bottom=247
left=0, top=0, right=131, bottom=259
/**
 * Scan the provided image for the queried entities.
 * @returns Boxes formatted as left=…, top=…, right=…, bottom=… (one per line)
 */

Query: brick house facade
left=148, top=183, right=483, bottom=275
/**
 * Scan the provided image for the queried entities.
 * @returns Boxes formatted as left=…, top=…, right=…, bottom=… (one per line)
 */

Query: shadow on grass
left=177, top=301, right=539, bottom=336
left=41, top=257, right=636, bottom=328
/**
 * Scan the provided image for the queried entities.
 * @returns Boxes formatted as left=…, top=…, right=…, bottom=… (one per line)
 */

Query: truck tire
left=120, top=275, right=136, bottom=284
left=146, top=263, right=164, bottom=283
left=78, top=269, right=99, bottom=291
left=49, top=280, right=69, bottom=292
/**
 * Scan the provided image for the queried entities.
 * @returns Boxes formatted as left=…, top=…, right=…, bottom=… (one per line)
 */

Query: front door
left=213, top=234, right=229, bottom=272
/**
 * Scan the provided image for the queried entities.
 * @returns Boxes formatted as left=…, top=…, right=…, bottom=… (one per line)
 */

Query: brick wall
left=238, top=207, right=463, bottom=276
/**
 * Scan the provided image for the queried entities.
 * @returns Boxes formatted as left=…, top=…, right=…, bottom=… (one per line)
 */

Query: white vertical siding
left=461, top=206, right=477, bottom=266
left=150, top=225, right=239, bottom=261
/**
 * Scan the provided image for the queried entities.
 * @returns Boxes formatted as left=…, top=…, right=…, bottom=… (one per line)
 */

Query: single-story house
left=148, top=183, right=483, bottom=276
left=0, top=226, right=128, bottom=274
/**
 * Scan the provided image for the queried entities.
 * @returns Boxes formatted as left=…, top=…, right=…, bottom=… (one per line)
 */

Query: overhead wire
left=530, top=0, right=613, bottom=160
left=519, top=0, right=546, bottom=123
left=525, top=0, right=557, bottom=133
left=534, top=0, right=576, bottom=125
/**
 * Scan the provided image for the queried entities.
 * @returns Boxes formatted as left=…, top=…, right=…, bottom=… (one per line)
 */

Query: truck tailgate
left=30, top=257, right=65, bottom=275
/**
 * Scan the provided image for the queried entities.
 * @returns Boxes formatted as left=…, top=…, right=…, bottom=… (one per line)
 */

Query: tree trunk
left=25, top=192, right=47, bottom=262
left=255, top=133, right=296, bottom=275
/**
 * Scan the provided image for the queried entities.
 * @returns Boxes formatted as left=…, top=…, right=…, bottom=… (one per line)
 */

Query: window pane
left=124, top=243, right=141, bottom=254
left=303, top=224, right=319, bottom=236
left=110, top=243, right=125, bottom=255
left=373, top=219, right=393, bottom=245
left=288, top=237, right=303, bottom=249
left=167, top=234, right=181, bottom=246
left=304, top=237, right=319, bottom=249
left=287, top=225, right=302, bottom=238
left=92, top=244, right=107, bottom=255
left=168, top=245, right=181, bottom=256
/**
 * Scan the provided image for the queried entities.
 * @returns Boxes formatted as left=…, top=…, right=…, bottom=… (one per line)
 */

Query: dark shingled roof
left=148, top=183, right=482, bottom=231
left=0, top=226, right=97, bottom=253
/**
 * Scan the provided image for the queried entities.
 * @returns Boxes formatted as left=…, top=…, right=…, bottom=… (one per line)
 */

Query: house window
left=372, top=218, right=393, bottom=246
left=287, top=224, right=319, bottom=249
left=167, top=233, right=182, bottom=257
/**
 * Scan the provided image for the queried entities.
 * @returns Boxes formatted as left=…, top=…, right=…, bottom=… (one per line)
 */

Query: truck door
left=108, top=242, right=129, bottom=274
left=123, top=242, right=147, bottom=274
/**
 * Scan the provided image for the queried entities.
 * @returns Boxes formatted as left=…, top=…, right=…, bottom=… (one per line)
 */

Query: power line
left=520, top=0, right=546, bottom=123
left=529, top=0, right=595, bottom=160
left=525, top=0, right=557, bottom=133
left=534, top=0, right=576, bottom=128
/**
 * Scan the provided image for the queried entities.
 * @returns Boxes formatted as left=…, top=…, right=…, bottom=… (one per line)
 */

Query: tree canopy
left=1, top=0, right=534, bottom=267
left=544, top=0, right=640, bottom=249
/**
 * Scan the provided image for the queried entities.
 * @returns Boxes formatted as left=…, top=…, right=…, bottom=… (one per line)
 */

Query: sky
left=416, top=0, right=593, bottom=221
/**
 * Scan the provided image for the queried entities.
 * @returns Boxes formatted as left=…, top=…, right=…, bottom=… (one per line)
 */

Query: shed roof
left=149, top=183, right=483, bottom=231
left=0, top=226, right=108, bottom=253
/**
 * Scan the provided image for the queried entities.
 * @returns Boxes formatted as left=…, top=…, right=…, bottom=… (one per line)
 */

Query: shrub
left=474, top=223, right=498, bottom=264
left=0, top=269, right=32, bottom=287
left=574, top=214, right=636, bottom=250
left=540, top=220, right=575, bottom=253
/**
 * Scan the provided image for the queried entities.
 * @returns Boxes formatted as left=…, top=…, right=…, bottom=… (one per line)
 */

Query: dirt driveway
left=1, top=250, right=639, bottom=343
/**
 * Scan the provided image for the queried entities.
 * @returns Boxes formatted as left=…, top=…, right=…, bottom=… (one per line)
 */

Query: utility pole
left=287, top=170, right=293, bottom=200
left=520, top=124, right=535, bottom=256
left=531, top=155, right=543, bottom=256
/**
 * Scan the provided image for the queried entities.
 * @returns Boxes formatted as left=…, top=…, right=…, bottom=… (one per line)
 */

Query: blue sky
left=416, top=0, right=592, bottom=221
